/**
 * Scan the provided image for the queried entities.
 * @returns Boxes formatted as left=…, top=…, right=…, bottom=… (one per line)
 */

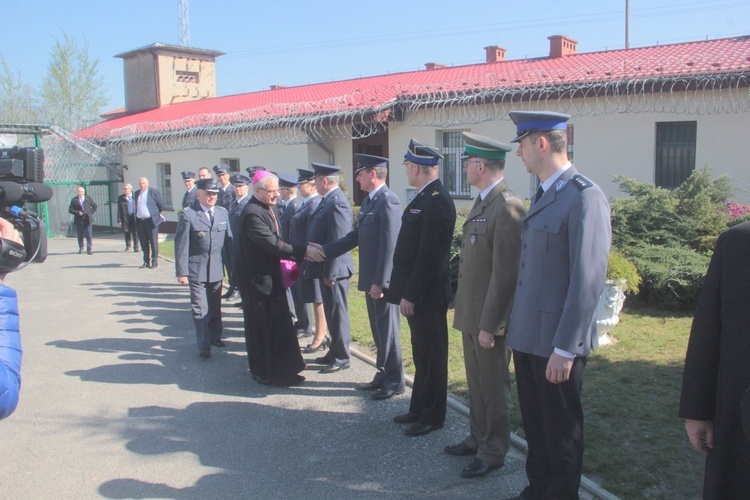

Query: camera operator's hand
left=0, top=218, right=21, bottom=283
left=0, top=218, right=21, bottom=245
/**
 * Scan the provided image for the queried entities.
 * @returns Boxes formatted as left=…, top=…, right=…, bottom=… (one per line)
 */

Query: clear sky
left=2, top=0, right=749, bottom=113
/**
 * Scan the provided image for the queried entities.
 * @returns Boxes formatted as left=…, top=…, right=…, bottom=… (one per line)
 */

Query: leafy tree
left=0, top=54, right=41, bottom=124
left=39, top=32, right=108, bottom=131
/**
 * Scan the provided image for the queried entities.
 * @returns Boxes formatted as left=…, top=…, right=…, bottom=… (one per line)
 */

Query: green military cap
left=461, top=132, right=512, bottom=160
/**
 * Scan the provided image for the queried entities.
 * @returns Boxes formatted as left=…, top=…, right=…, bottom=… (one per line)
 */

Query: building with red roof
left=74, top=34, right=750, bottom=230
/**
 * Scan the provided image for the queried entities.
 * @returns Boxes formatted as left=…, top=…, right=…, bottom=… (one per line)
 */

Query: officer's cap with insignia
left=404, top=139, right=443, bottom=166
left=353, top=154, right=389, bottom=175
left=246, top=166, right=267, bottom=177
left=508, top=111, right=571, bottom=143
left=181, top=171, right=196, bottom=180
left=297, top=169, right=315, bottom=183
left=310, top=163, right=341, bottom=178
left=213, top=164, right=231, bottom=175
left=277, top=173, right=299, bottom=188
left=231, top=174, right=251, bottom=186
left=460, top=132, right=512, bottom=160
left=196, top=178, right=220, bottom=193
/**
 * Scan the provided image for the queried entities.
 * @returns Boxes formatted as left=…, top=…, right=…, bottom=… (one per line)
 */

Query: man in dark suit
left=506, top=111, right=611, bottom=499
left=680, top=221, right=750, bottom=499
left=181, top=171, right=197, bottom=209
left=174, top=178, right=233, bottom=358
left=447, top=132, right=526, bottom=478
left=233, top=170, right=323, bottom=385
left=303, top=163, right=355, bottom=374
left=214, top=164, right=236, bottom=296
left=116, top=183, right=139, bottom=252
left=290, top=169, right=328, bottom=345
left=321, top=154, right=405, bottom=400
left=68, top=185, right=97, bottom=255
left=224, top=174, right=252, bottom=301
left=134, top=177, right=165, bottom=269
left=387, top=139, right=456, bottom=437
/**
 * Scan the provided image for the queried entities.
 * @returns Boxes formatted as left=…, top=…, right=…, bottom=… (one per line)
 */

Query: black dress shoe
left=140, top=262, right=150, bottom=269
left=78, top=249, right=82, bottom=254
left=233, top=301, right=244, bottom=308
left=314, top=355, right=332, bottom=364
left=134, top=248, right=140, bottom=253
left=404, top=422, right=443, bottom=437
left=371, top=388, right=404, bottom=400
left=221, top=288, right=234, bottom=299
left=211, top=340, right=226, bottom=348
left=444, top=442, right=478, bottom=456
left=460, top=458, right=502, bottom=478
left=252, top=374, right=270, bottom=385
left=392, top=412, right=419, bottom=424
left=320, top=362, right=350, bottom=373
left=198, top=348, right=211, bottom=358
left=151, top=262, right=158, bottom=269
left=356, top=381, right=384, bottom=391
left=87, top=250, right=93, bottom=255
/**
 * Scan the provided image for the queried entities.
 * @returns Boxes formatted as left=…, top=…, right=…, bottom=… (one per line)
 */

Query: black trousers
left=513, top=351, right=587, bottom=500
left=407, top=306, right=448, bottom=426
left=136, top=218, right=159, bottom=265
left=75, top=223, right=93, bottom=251
left=122, top=215, right=138, bottom=249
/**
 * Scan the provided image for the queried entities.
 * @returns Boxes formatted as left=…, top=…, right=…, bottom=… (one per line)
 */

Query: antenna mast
left=178, top=0, right=191, bottom=47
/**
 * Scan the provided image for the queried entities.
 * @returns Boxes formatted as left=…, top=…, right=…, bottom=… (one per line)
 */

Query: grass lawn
left=161, top=241, right=704, bottom=498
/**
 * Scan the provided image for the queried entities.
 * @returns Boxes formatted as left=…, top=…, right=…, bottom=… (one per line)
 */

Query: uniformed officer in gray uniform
left=181, top=171, right=197, bottom=209
left=303, top=163, right=354, bottom=373
left=505, top=111, right=611, bottom=499
left=322, top=154, right=405, bottom=399
left=290, top=169, right=326, bottom=343
left=174, top=178, right=234, bottom=358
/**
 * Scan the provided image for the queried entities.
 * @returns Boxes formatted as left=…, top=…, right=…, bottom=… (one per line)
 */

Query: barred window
left=220, top=157, right=240, bottom=173
left=655, top=122, right=697, bottom=189
left=437, top=129, right=471, bottom=198
left=156, top=162, right=173, bottom=210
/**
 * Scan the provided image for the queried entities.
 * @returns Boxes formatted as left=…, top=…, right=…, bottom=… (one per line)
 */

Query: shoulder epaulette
left=571, top=174, right=593, bottom=191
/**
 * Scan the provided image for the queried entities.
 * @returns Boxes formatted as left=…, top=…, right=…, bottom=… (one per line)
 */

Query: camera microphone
left=0, top=182, right=54, bottom=204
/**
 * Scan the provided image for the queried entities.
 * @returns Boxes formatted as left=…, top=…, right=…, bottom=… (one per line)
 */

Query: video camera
left=0, top=146, right=52, bottom=273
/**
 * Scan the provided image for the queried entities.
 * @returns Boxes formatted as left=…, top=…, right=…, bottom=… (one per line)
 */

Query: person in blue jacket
left=0, top=217, right=22, bottom=420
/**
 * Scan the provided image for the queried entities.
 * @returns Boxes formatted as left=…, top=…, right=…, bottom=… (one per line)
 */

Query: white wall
left=120, top=95, right=750, bottom=228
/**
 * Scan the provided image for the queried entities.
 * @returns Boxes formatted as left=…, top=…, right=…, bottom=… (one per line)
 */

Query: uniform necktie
left=208, top=209, right=214, bottom=225
left=534, top=186, right=544, bottom=203
left=473, top=195, right=482, bottom=209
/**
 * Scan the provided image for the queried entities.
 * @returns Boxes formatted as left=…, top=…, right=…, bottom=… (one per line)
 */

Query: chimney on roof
left=424, top=62, right=447, bottom=70
left=548, top=35, right=578, bottom=58
left=484, top=46, right=507, bottom=63
left=270, top=84, right=287, bottom=90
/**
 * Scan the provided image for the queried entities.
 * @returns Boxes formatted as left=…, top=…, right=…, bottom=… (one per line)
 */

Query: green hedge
left=626, top=243, right=710, bottom=310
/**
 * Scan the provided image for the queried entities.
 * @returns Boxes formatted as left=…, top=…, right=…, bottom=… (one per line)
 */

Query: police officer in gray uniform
left=322, top=154, right=405, bottom=399
left=181, top=171, right=197, bottom=209
left=174, top=178, right=234, bottom=358
left=303, top=163, right=354, bottom=373
left=290, top=169, right=326, bottom=343
left=505, top=111, right=611, bottom=499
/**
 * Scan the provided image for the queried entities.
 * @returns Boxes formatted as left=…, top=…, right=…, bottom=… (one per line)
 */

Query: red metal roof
left=78, top=35, right=750, bottom=141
